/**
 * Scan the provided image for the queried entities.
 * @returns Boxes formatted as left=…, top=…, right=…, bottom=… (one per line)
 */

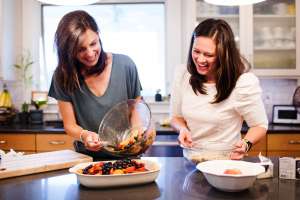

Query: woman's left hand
left=230, top=140, right=247, bottom=160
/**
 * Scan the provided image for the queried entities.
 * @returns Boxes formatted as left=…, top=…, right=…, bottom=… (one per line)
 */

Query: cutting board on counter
left=0, top=150, right=92, bottom=179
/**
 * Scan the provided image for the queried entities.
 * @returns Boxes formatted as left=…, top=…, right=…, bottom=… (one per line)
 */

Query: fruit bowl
left=98, top=99, right=156, bottom=157
left=0, top=107, right=16, bottom=124
left=196, top=160, right=265, bottom=192
left=182, top=141, right=234, bottom=164
left=69, top=158, right=160, bottom=188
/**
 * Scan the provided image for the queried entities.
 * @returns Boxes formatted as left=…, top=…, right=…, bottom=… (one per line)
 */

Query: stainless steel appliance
left=272, top=105, right=300, bottom=125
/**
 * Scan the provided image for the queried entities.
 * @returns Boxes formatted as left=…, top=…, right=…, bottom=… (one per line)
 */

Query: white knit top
left=170, top=66, right=268, bottom=145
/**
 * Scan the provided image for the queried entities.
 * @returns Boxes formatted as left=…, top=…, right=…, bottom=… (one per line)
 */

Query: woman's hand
left=81, top=130, right=102, bottom=151
left=230, top=139, right=247, bottom=160
left=178, top=127, right=193, bottom=148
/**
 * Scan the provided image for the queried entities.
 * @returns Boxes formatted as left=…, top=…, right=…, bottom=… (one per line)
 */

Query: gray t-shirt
left=48, top=53, right=142, bottom=133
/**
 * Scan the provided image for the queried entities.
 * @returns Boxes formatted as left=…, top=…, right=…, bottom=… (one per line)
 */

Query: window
left=41, top=3, right=165, bottom=96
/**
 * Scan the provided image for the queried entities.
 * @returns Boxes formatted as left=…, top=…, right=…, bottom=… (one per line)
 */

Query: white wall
left=0, top=0, right=41, bottom=107
left=22, top=0, right=41, bottom=91
left=0, top=0, right=2, bottom=79
left=0, top=0, right=22, bottom=81
left=165, top=0, right=182, bottom=94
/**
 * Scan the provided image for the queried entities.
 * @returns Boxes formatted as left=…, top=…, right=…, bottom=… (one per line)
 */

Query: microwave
left=272, top=105, right=300, bottom=125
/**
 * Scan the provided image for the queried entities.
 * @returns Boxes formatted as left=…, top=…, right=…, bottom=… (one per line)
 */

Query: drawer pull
left=288, top=140, right=300, bottom=144
left=49, top=140, right=66, bottom=145
left=153, top=141, right=179, bottom=146
left=0, top=140, right=6, bottom=144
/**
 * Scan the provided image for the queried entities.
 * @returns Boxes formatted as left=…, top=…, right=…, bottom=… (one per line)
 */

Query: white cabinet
left=252, top=0, right=298, bottom=77
left=147, top=101, right=170, bottom=124
left=183, top=0, right=300, bottom=77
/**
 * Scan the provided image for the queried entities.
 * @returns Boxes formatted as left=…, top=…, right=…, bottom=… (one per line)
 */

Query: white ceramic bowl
left=182, top=141, right=234, bottom=164
left=196, top=160, right=265, bottom=192
left=69, top=159, right=160, bottom=188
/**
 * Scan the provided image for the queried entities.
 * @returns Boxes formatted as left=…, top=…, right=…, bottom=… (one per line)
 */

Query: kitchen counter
left=0, top=122, right=300, bottom=134
left=0, top=123, right=65, bottom=133
left=0, top=157, right=299, bottom=200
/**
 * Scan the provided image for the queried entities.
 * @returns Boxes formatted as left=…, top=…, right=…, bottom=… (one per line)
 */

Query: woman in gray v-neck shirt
left=48, top=10, right=142, bottom=159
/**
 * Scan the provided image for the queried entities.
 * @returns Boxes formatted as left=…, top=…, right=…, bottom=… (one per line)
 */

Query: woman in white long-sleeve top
left=170, top=18, right=268, bottom=160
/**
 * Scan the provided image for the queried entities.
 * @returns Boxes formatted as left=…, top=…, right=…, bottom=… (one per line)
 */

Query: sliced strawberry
left=124, top=166, right=136, bottom=173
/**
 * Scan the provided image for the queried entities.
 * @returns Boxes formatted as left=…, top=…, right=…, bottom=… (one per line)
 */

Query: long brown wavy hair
left=187, top=18, right=248, bottom=103
left=54, top=10, right=107, bottom=94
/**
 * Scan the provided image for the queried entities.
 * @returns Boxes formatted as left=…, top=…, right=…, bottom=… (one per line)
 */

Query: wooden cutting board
left=0, top=150, right=92, bottom=179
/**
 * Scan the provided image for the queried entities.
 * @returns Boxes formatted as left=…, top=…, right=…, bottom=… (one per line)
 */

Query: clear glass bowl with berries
left=98, top=99, right=156, bottom=157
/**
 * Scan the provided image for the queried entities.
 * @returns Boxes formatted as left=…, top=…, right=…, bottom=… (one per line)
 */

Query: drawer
left=36, top=134, right=74, bottom=152
left=144, top=135, right=182, bottom=157
left=0, top=134, right=35, bottom=151
left=144, top=145, right=183, bottom=157
left=268, top=151, right=300, bottom=157
left=268, top=134, right=300, bottom=151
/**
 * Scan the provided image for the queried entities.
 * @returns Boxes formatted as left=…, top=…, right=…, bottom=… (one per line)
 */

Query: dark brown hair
left=54, top=10, right=107, bottom=94
left=187, top=18, right=248, bottom=103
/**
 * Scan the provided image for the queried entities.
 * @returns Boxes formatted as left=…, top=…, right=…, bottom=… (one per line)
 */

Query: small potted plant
left=13, top=51, right=33, bottom=124
left=29, top=91, right=48, bottom=124
left=19, top=102, right=30, bottom=124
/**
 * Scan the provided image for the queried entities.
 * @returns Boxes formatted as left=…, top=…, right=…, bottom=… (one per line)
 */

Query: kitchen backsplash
left=0, top=78, right=298, bottom=124
left=260, top=78, right=297, bottom=122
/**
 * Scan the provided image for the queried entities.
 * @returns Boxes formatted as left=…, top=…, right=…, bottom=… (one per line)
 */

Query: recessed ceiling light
left=204, top=0, right=266, bottom=6
left=37, top=0, right=99, bottom=6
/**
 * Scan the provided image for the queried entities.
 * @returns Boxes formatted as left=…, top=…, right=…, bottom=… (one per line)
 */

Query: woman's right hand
left=178, top=127, right=193, bottom=148
left=81, top=130, right=102, bottom=151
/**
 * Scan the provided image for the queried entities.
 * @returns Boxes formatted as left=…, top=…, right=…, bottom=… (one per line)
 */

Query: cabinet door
left=0, top=133, right=35, bottom=152
left=268, top=134, right=300, bottom=157
left=195, top=0, right=240, bottom=47
left=36, top=134, right=74, bottom=152
left=252, top=0, right=299, bottom=76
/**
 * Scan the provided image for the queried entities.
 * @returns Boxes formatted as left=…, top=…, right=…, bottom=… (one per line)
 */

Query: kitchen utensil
left=69, top=158, right=160, bottom=188
left=0, top=150, right=92, bottom=179
left=197, top=160, right=265, bottom=192
left=98, top=99, right=156, bottom=157
left=181, top=141, right=234, bottom=164
left=257, top=152, right=273, bottom=179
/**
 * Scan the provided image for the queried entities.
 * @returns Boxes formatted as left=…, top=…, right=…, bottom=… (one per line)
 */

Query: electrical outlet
left=263, top=93, right=273, bottom=105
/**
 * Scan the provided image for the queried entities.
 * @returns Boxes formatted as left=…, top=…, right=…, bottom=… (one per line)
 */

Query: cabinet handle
left=49, top=140, right=66, bottom=145
left=0, top=140, right=6, bottom=144
left=153, top=141, right=179, bottom=146
left=288, top=140, right=300, bottom=144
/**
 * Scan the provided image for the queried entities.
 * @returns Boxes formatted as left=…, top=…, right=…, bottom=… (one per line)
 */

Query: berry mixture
left=78, top=158, right=147, bottom=175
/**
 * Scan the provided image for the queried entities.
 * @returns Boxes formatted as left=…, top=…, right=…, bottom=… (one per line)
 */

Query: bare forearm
left=171, top=116, right=189, bottom=133
left=58, top=100, right=86, bottom=140
left=63, top=124, right=84, bottom=140
left=243, top=126, right=267, bottom=144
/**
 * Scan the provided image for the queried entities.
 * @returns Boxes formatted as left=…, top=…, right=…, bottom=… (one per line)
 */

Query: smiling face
left=76, top=29, right=101, bottom=69
left=191, top=36, right=217, bottom=83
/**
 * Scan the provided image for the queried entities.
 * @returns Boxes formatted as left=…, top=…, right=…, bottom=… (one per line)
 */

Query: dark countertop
left=0, top=121, right=299, bottom=134
left=0, top=157, right=299, bottom=200
left=0, top=123, right=65, bottom=133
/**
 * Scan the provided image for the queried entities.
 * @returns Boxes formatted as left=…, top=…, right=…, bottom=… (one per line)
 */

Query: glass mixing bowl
left=98, top=99, right=156, bottom=157
left=182, top=141, right=234, bottom=164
